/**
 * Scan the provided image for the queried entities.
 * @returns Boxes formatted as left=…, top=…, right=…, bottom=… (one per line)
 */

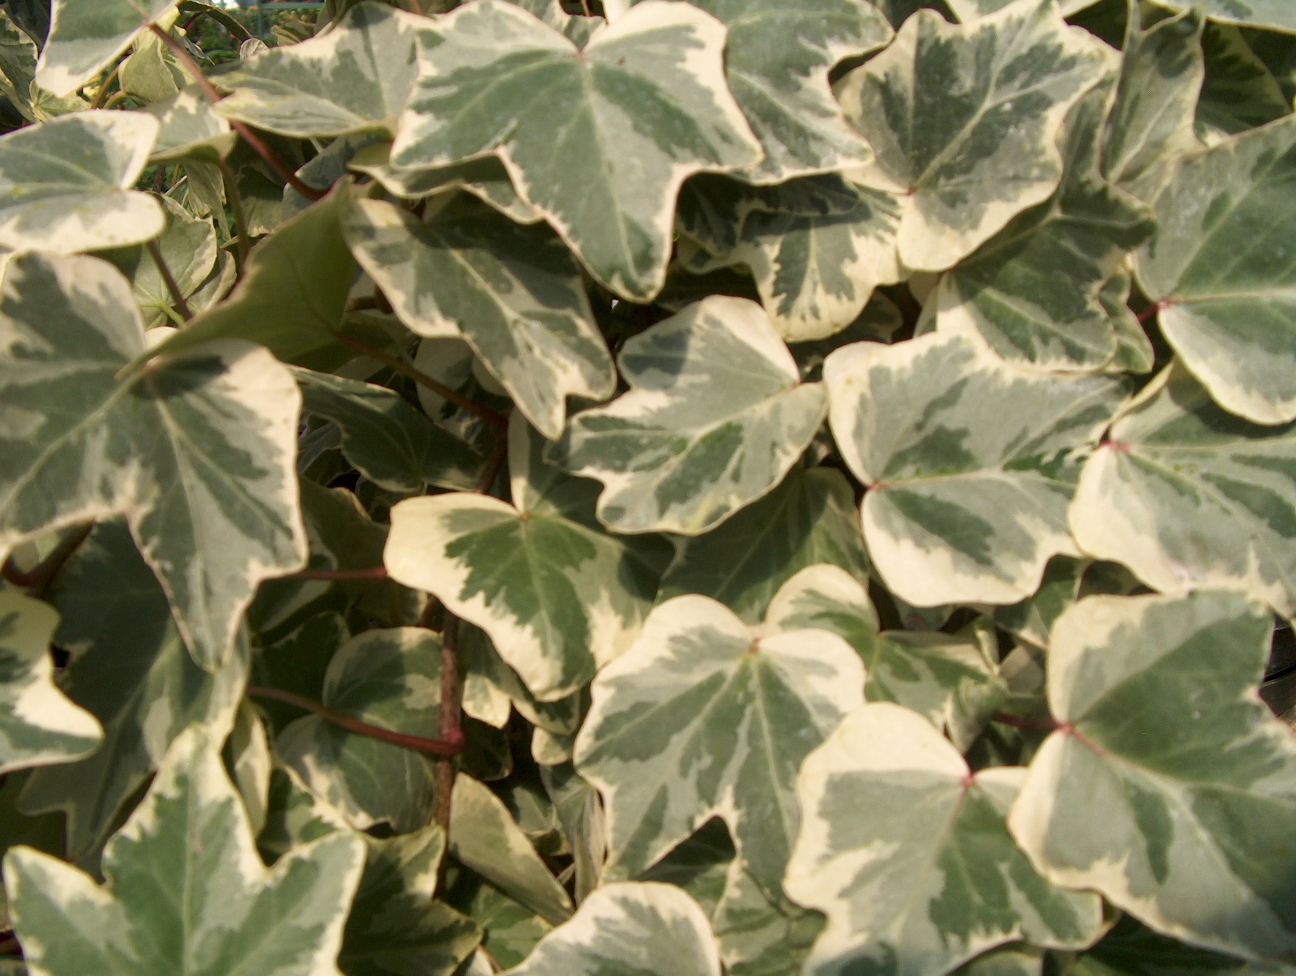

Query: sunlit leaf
left=36, top=0, right=180, bottom=97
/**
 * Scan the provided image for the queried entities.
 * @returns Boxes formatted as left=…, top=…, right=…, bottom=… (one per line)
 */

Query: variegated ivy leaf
left=508, top=0, right=603, bottom=47
left=548, top=296, right=827, bottom=535
left=835, top=0, right=1112, bottom=272
left=293, top=367, right=482, bottom=494
left=505, top=882, right=721, bottom=976
left=710, top=860, right=825, bottom=976
left=343, top=194, right=615, bottom=440
left=36, top=0, right=180, bottom=97
left=574, top=593, right=864, bottom=895
left=0, top=11, right=37, bottom=124
left=0, top=111, right=164, bottom=253
left=385, top=415, right=668, bottom=702
left=656, top=467, right=871, bottom=624
left=21, top=520, right=247, bottom=866
left=146, top=85, right=236, bottom=164
left=1069, top=365, right=1296, bottom=621
left=214, top=2, right=423, bottom=138
left=390, top=0, right=762, bottom=301
left=682, top=0, right=892, bottom=184
left=824, top=331, right=1129, bottom=607
left=1197, top=23, right=1293, bottom=140
left=1152, top=0, right=1296, bottom=34
left=1133, top=114, right=1296, bottom=425
left=0, top=252, right=307, bottom=672
left=1009, top=590, right=1296, bottom=962
left=933, top=82, right=1156, bottom=371
left=119, top=27, right=183, bottom=105
left=947, top=0, right=1100, bottom=17
left=787, top=703, right=1103, bottom=976
left=5, top=725, right=366, bottom=976
left=953, top=947, right=1045, bottom=976
left=1069, top=914, right=1296, bottom=976
left=0, top=591, right=101, bottom=775
left=278, top=627, right=445, bottom=833
left=765, top=565, right=997, bottom=734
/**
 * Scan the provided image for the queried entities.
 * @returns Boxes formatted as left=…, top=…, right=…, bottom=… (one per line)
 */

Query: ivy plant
left=0, top=0, right=1295, bottom=974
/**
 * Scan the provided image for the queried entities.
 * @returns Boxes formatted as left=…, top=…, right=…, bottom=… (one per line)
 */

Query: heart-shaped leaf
left=37, top=0, right=180, bottom=97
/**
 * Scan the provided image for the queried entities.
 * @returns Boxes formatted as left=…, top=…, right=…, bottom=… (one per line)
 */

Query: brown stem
left=476, top=435, right=508, bottom=495
left=335, top=333, right=509, bottom=431
left=217, top=157, right=250, bottom=276
left=286, top=565, right=388, bottom=581
left=1, top=522, right=95, bottom=599
left=149, top=24, right=324, bottom=202
left=90, top=61, right=123, bottom=110
left=147, top=239, right=193, bottom=321
left=992, top=711, right=1058, bottom=732
left=247, top=686, right=465, bottom=756
left=432, top=613, right=462, bottom=832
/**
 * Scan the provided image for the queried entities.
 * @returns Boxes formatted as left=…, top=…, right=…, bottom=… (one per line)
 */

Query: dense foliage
left=0, top=0, right=1295, bottom=973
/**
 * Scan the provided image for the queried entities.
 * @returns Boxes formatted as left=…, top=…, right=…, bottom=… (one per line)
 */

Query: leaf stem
left=991, top=711, right=1058, bottom=732
left=1135, top=302, right=1162, bottom=324
left=149, top=24, right=324, bottom=202
left=334, top=333, right=509, bottom=431
left=246, top=686, right=465, bottom=757
left=432, top=613, right=462, bottom=832
left=217, top=157, right=251, bottom=276
left=1, top=522, right=95, bottom=599
left=147, top=239, right=193, bottom=321
left=90, top=60, right=124, bottom=110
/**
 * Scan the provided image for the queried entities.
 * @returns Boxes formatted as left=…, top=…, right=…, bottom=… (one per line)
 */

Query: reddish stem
left=432, top=614, right=462, bottom=832
left=1, top=523, right=95, bottom=599
left=247, top=686, right=465, bottom=757
left=992, top=711, right=1058, bottom=732
left=1135, top=302, right=1163, bottom=324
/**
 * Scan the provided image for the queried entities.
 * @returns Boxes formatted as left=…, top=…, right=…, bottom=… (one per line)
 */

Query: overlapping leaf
left=1152, top=0, right=1296, bottom=34
left=835, top=0, right=1112, bottom=271
left=825, top=331, right=1129, bottom=607
left=5, top=725, right=366, bottom=976
left=391, top=0, right=761, bottom=300
left=548, top=296, right=827, bottom=535
left=787, top=703, right=1103, bottom=976
left=1009, top=590, right=1296, bottom=963
left=384, top=416, right=668, bottom=702
left=0, top=252, right=306, bottom=671
left=574, top=593, right=864, bottom=894
left=343, top=194, right=615, bottom=439
left=710, top=861, right=825, bottom=976
left=1133, top=114, right=1296, bottom=424
left=1197, top=23, right=1292, bottom=140
left=36, top=0, right=180, bottom=97
left=145, top=86, right=236, bottom=164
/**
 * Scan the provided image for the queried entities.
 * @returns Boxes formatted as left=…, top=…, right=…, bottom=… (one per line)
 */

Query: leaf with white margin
left=0, top=111, right=163, bottom=253
left=574, top=593, right=864, bottom=894
left=146, top=85, right=236, bottom=163
left=278, top=627, right=445, bottom=834
left=1133, top=114, right=1296, bottom=425
left=953, top=946, right=1045, bottom=976
left=1008, top=590, right=1296, bottom=963
left=257, top=762, right=351, bottom=863
left=390, top=0, right=761, bottom=301
left=293, top=367, right=483, bottom=494
left=765, top=565, right=996, bottom=732
left=343, top=194, right=615, bottom=440
left=548, top=296, right=827, bottom=535
left=684, top=0, right=892, bottom=184
left=787, top=703, right=1103, bottom=976
left=0, top=591, right=100, bottom=775
left=947, top=0, right=1110, bottom=18
left=505, top=881, right=721, bottom=976
left=36, top=0, right=180, bottom=97
left=1070, top=914, right=1296, bottom=976
left=656, top=467, right=870, bottom=624
left=5, top=725, right=365, bottom=976
left=835, top=0, right=1113, bottom=272
left=507, top=0, right=603, bottom=47
left=934, top=82, right=1156, bottom=371
left=727, top=184, right=904, bottom=341
left=449, top=773, right=575, bottom=926
left=384, top=415, right=668, bottom=702
left=20, top=520, right=247, bottom=866
left=824, top=331, right=1129, bottom=607
left=1069, top=365, right=1296, bottom=626
left=223, top=700, right=271, bottom=836
left=710, top=860, right=825, bottom=976
left=214, top=2, right=424, bottom=138
left=1197, top=23, right=1293, bottom=140
left=0, top=11, right=37, bottom=124
left=0, top=253, right=306, bottom=672
left=1148, top=0, right=1296, bottom=34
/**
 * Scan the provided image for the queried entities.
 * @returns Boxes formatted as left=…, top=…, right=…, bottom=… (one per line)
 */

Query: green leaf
left=0, top=11, right=37, bottom=123
left=1133, top=114, right=1296, bottom=424
left=0, top=591, right=100, bottom=775
left=825, top=330, right=1128, bottom=607
left=145, top=181, right=360, bottom=372
left=504, top=881, right=721, bottom=976
left=684, top=0, right=892, bottom=184
left=835, top=0, right=1112, bottom=272
left=257, top=762, right=351, bottom=863
left=36, top=0, right=180, bottom=97
left=224, top=700, right=271, bottom=836
left=952, top=946, right=1045, bottom=976
left=787, top=702, right=1103, bottom=976
left=441, top=866, right=553, bottom=969
left=656, top=467, right=871, bottom=624
left=293, top=367, right=483, bottom=494
left=765, top=564, right=996, bottom=733
left=947, top=0, right=1098, bottom=16
left=711, top=861, right=825, bottom=976
left=1070, top=914, right=1296, bottom=976
left=1197, top=23, right=1291, bottom=140
left=390, top=0, right=761, bottom=300
left=1008, top=590, right=1296, bottom=963
left=145, top=86, right=236, bottom=164
left=215, top=2, right=424, bottom=138
left=574, top=593, right=864, bottom=894
left=5, top=725, right=366, bottom=976
left=20, top=520, right=247, bottom=865
left=278, top=627, right=445, bottom=833
left=119, top=29, right=182, bottom=105
left=994, top=555, right=1088, bottom=650
left=540, top=762, right=606, bottom=903
left=384, top=416, right=667, bottom=702
left=933, top=83, right=1156, bottom=371
left=0, top=111, right=164, bottom=253
left=0, top=252, right=307, bottom=671
left=548, top=296, right=827, bottom=535
left=1149, top=0, right=1296, bottom=35
left=1068, top=365, right=1296, bottom=619
left=342, top=194, right=614, bottom=440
